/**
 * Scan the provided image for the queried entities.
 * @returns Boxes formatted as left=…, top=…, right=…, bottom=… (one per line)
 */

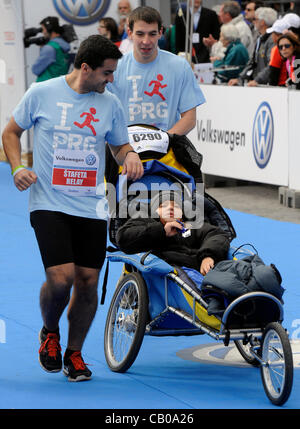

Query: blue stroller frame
left=103, top=126, right=293, bottom=406
left=104, top=246, right=293, bottom=406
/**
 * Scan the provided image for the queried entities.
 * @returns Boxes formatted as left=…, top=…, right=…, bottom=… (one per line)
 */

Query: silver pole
left=189, top=0, right=195, bottom=66
left=184, top=2, right=190, bottom=61
left=20, top=0, right=31, bottom=155
left=184, top=0, right=195, bottom=65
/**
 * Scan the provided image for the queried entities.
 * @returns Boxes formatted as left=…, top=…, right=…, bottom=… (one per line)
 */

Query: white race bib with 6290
left=128, top=126, right=169, bottom=155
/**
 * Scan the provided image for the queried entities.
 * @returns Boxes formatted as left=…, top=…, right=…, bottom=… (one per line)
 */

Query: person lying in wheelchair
left=107, top=191, right=292, bottom=408
left=116, top=190, right=230, bottom=276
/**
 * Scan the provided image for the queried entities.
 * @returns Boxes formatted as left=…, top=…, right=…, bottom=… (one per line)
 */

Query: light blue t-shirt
left=108, top=49, right=205, bottom=130
left=13, top=76, right=128, bottom=220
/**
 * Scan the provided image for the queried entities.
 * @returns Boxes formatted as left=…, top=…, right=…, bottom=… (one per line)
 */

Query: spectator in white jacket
left=204, top=1, right=254, bottom=60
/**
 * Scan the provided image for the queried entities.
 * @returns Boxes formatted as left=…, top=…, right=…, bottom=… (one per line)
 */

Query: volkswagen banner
left=189, top=85, right=289, bottom=186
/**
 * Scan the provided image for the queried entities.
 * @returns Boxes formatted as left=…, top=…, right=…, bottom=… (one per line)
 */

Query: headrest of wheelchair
left=116, top=160, right=196, bottom=202
left=128, top=123, right=160, bottom=130
left=143, top=160, right=195, bottom=185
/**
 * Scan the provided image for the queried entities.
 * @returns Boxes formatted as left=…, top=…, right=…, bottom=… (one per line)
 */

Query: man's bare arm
left=109, top=143, right=144, bottom=181
left=167, top=107, right=196, bottom=136
left=2, top=117, right=37, bottom=191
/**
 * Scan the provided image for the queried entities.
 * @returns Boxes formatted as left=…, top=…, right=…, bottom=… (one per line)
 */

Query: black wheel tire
left=234, top=339, right=261, bottom=367
left=260, top=322, right=294, bottom=406
left=104, top=272, right=148, bottom=373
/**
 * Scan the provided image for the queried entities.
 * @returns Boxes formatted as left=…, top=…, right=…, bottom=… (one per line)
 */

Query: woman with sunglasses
left=277, top=31, right=300, bottom=89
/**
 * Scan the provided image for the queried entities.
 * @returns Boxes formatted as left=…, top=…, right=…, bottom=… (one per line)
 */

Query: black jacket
left=175, top=6, right=220, bottom=63
left=240, top=33, right=274, bottom=84
left=116, top=217, right=230, bottom=270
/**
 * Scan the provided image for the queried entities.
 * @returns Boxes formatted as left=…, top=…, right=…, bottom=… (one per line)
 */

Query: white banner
left=0, top=0, right=27, bottom=159
left=193, top=63, right=214, bottom=84
left=288, top=91, right=300, bottom=190
left=189, top=85, right=289, bottom=186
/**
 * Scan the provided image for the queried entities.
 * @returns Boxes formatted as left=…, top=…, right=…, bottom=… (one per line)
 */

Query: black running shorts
left=30, top=210, right=107, bottom=270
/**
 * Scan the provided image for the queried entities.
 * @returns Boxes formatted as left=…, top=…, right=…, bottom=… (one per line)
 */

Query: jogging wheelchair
left=103, top=125, right=294, bottom=406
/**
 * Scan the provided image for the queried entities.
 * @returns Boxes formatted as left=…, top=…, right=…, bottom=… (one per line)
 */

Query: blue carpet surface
left=0, top=161, right=299, bottom=411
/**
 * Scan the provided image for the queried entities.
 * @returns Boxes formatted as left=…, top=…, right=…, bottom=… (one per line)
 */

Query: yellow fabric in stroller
left=181, top=288, right=222, bottom=331
left=118, top=147, right=190, bottom=176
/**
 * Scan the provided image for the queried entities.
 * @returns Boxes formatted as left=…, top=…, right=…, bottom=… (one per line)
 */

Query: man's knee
left=74, top=267, right=100, bottom=300
left=46, top=263, right=75, bottom=295
left=75, top=266, right=100, bottom=287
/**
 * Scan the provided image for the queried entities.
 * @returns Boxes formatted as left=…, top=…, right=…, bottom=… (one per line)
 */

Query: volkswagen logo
left=52, top=0, right=111, bottom=25
left=252, top=101, right=274, bottom=169
left=86, top=153, right=96, bottom=165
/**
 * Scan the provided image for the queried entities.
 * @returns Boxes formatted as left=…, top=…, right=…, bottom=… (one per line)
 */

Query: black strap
left=100, top=246, right=120, bottom=305
left=140, top=250, right=152, bottom=265
left=125, top=150, right=137, bottom=157
left=100, top=259, right=110, bottom=305
left=106, top=245, right=119, bottom=252
left=232, top=243, right=258, bottom=258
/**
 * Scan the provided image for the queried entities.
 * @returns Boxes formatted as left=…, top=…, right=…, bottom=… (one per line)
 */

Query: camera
left=60, top=24, right=78, bottom=44
left=23, top=24, right=78, bottom=48
left=23, top=27, right=46, bottom=48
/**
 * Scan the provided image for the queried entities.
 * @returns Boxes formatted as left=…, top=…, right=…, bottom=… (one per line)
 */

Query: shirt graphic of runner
left=144, top=74, right=167, bottom=101
left=74, top=107, right=99, bottom=136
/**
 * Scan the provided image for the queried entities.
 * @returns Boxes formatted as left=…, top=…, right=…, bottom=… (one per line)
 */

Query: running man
left=144, top=73, right=167, bottom=100
left=108, top=6, right=206, bottom=136
left=74, top=107, right=100, bottom=136
left=2, top=35, right=143, bottom=382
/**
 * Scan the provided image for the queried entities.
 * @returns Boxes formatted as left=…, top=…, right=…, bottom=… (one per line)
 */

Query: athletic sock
left=42, top=326, right=60, bottom=336
left=64, top=348, right=79, bottom=359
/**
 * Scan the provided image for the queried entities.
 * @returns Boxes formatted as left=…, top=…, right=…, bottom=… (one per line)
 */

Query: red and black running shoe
left=39, top=328, right=62, bottom=373
left=63, top=351, right=92, bottom=382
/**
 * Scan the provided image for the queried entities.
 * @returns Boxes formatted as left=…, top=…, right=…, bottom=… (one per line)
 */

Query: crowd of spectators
left=98, top=0, right=300, bottom=90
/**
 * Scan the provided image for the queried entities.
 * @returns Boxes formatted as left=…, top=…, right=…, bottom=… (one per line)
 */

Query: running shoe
left=39, top=328, right=62, bottom=373
left=63, top=351, right=92, bottom=382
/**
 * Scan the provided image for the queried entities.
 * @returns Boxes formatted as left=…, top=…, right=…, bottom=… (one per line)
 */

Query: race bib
left=52, top=149, right=99, bottom=196
left=192, top=33, right=200, bottom=44
left=128, top=126, right=169, bottom=155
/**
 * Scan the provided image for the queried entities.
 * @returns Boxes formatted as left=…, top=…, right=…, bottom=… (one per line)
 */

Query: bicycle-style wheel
left=104, top=272, right=148, bottom=373
left=260, top=322, right=293, bottom=406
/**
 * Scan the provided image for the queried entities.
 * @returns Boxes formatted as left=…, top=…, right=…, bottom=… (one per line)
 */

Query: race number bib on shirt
left=128, top=126, right=169, bottom=154
left=192, top=33, right=200, bottom=44
left=52, top=149, right=99, bottom=196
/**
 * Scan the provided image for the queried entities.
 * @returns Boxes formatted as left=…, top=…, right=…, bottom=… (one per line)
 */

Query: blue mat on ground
left=0, top=161, right=299, bottom=410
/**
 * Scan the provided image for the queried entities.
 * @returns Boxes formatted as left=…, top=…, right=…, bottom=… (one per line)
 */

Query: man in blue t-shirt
left=2, top=35, right=143, bottom=382
left=108, top=6, right=206, bottom=136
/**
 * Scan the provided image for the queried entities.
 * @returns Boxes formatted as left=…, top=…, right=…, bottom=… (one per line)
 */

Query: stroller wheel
left=260, top=322, right=293, bottom=406
left=104, top=272, right=148, bottom=373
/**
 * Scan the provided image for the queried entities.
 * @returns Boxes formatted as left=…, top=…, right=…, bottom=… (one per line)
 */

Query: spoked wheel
left=260, top=322, right=294, bottom=406
left=234, top=338, right=261, bottom=367
left=104, top=272, right=148, bottom=373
